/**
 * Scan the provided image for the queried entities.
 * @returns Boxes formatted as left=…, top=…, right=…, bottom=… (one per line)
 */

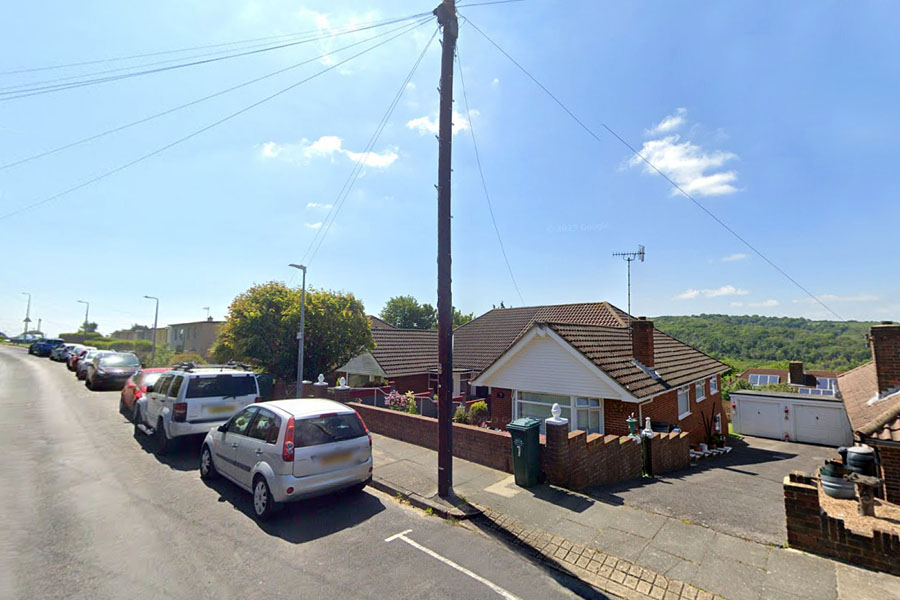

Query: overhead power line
left=0, top=12, right=430, bottom=102
left=0, top=11, right=433, bottom=77
left=456, top=44, right=525, bottom=306
left=463, top=18, right=844, bottom=321
left=457, top=0, right=530, bottom=7
left=302, top=27, right=441, bottom=267
left=0, top=17, right=432, bottom=171
left=0, top=21, right=426, bottom=222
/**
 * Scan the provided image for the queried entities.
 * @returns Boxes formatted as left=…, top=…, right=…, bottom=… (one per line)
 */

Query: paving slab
left=764, top=548, right=837, bottom=600
left=835, top=562, right=900, bottom=600
left=635, top=545, right=696, bottom=578
left=647, top=519, right=714, bottom=563
left=691, top=553, right=764, bottom=600
left=593, top=527, right=650, bottom=562
left=707, top=531, right=771, bottom=570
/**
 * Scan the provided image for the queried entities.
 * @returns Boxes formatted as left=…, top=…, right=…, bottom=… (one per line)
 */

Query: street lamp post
left=21, top=292, right=31, bottom=336
left=288, top=264, right=307, bottom=398
left=77, top=300, right=90, bottom=334
left=144, top=296, right=159, bottom=365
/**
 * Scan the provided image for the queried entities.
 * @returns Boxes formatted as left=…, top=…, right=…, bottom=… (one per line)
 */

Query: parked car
left=68, top=346, right=97, bottom=372
left=120, top=368, right=167, bottom=421
left=76, top=349, right=112, bottom=380
left=200, top=399, right=372, bottom=520
left=29, top=338, right=65, bottom=357
left=51, top=343, right=83, bottom=362
left=86, top=352, right=141, bottom=390
left=134, top=364, right=260, bottom=455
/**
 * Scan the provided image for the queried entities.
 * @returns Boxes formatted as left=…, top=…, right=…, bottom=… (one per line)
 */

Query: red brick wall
left=489, top=387, right=513, bottom=430
left=604, top=399, right=635, bottom=436
left=350, top=402, right=514, bottom=473
left=628, top=380, right=727, bottom=445
left=784, top=472, right=900, bottom=575
left=880, top=445, right=900, bottom=504
left=391, top=373, right=431, bottom=394
left=651, top=433, right=692, bottom=474
left=870, top=323, right=900, bottom=394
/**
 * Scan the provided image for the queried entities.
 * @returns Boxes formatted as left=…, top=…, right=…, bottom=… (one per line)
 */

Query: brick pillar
left=313, top=382, right=329, bottom=398
left=783, top=472, right=823, bottom=552
left=544, top=417, right=570, bottom=487
left=788, top=361, right=804, bottom=385
left=870, top=322, right=900, bottom=394
left=300, top=380, right=314, bottom=398
left=333, top=386, right=350, bottom=405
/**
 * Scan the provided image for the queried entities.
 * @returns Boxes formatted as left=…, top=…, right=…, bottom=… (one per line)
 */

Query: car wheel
left=119, top=395, right=127, bottom=417
left=199, top=445, right=220, bottom=481
left=252, top=476, right=277, bottom=521
left=85, top=377, right=92, bottom=389
left=133, top=407, right=143, bottom=437
left=155, top=419, right=171, bottom=455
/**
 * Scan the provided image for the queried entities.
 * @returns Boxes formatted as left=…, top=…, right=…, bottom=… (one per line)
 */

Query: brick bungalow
left=837, top=321, right=900, bottom=504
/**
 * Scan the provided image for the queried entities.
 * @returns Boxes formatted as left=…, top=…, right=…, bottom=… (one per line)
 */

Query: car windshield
left=84, top=351, right=98, bottom=360
left=100, top=354, right=140, bottom=367
left=294, top=413, right=366, bottom=448
left=185, top=375, right=256, bottom=399
left=143, top=373, right=162, bottom=386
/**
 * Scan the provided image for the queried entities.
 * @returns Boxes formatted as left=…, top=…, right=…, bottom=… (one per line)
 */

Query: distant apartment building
left=168, top=318, right=223, bottom=358
left=110, top=326, right=169, bottom=347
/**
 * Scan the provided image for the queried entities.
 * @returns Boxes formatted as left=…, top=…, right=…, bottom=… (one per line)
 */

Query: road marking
left=385, top=530, right=521, bottom=600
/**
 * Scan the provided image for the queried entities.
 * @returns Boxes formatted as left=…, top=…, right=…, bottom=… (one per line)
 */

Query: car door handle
left=231, top=443, right=239, bottom=448
left=255, top=449, right=263, bottom=455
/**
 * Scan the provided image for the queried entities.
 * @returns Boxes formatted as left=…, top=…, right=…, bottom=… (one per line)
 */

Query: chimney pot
left=632, top=318, right=654, bottom=367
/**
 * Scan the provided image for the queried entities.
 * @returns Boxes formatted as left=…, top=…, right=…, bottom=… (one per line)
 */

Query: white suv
left=199, top=399, right=372, bottom=520
left=134, top=363, right=260, bottom=455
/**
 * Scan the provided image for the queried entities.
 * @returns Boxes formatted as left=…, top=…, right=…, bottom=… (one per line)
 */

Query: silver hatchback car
left=200, top=398, right=372, bottom=520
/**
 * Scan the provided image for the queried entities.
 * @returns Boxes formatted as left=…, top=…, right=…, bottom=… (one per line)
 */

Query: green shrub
left=171, top=353, right=206, bottom=365
left=467, top=400, right=489, bottom=426
left=405, top=391, right=418, bottom=415
left=453, top=405, right=468, bottom=423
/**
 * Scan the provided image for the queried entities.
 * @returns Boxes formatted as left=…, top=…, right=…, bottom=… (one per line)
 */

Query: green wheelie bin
left=507, top=417, right=541, bottom=487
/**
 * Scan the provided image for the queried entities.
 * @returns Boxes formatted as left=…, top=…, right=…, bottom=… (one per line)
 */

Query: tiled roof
left=368, top=315, right=396, bottom=330
left=838, top=361, right=900, bottom=443
left=546, top=323, right=729, bottom=398
left=370, top=328, right=438, bottom=377
left=453, top=301, right=629, bottom=373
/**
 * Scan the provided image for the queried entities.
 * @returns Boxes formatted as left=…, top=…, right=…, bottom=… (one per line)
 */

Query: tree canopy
left=653, top=314, right=876, bottom=372
left=380, top=295, right=474, bottom=329
left=213, top=282, right=374, bottom=382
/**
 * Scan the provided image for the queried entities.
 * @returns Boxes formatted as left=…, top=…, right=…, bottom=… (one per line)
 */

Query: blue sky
left=2, top=0, right=898, bottom=337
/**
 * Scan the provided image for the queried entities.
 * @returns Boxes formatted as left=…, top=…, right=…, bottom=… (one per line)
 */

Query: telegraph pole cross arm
left=434, top=0, right=458, bottom=499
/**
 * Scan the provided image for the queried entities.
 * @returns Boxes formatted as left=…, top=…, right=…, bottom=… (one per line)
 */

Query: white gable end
left=475, top=333, right=625, bottom=400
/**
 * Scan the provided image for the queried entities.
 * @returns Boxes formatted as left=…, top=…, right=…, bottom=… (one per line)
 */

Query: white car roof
left=264, top=398, right=356, bottom=419
left=169, top=368, right=255, bottom=376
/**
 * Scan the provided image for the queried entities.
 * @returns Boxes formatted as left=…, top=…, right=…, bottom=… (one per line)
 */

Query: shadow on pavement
left=132, top=429, right=204, bottom=472
left=203, top=479, right=387, bottom=544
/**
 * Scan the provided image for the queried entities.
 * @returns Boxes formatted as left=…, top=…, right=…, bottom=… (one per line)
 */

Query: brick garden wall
left=879, top=446, right=900, bottom=504
left=350, top=402, right=514, bottom=473
left=488, top=387, right=513, bottom=431
left=651, top=432, right=693, bottom=475
left=783, top=472, right=900, bottom=575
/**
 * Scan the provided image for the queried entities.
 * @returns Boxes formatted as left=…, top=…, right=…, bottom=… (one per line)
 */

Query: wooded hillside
left=652, top=314, right=876, bottom=372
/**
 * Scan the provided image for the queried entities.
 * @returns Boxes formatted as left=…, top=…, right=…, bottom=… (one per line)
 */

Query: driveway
left=586, top=435, right=832, bottom=545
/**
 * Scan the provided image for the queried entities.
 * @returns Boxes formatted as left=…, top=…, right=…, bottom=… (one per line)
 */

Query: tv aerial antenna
left=612, top=245, right=645, bottom=332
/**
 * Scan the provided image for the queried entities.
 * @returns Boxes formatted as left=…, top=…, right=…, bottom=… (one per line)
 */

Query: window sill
left=678, top=411, right=691, bottom=420
left=696, top=397, right=706, bottom=402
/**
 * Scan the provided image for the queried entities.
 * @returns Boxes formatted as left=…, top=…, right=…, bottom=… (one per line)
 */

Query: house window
left=710, top=376, right=718, bottom=394
left=575, top=397, right=604, bottom=435
left=677, top=387, right=691, bottom=419
left=695, top=381, right=706, bottom=402
left=515, top=391, right=571, bottom=434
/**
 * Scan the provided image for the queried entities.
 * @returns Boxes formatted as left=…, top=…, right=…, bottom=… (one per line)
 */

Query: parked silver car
left=200, top=399, right=372, bottom=520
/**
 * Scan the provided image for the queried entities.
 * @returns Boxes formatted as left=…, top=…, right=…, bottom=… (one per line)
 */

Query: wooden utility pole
left=434, top=0, right=458, bottom=498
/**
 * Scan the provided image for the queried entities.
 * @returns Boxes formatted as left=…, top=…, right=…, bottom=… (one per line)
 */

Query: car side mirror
left=217, top=424, right=228, bottom=433
left=145, top=385, right=154, bottom=393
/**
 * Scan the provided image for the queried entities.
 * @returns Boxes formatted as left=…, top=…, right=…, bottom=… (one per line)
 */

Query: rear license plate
left=320, top=451, right=353, bottom=466
left=208, top=404, right=235, bottom=415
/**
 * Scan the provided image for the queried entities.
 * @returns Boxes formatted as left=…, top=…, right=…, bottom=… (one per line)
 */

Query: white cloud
left=491, top=77, right=500, bottom=88
left=305, top=222, right=323, bottom=230
left=730, top=302, right=744, bottom=308
left=647, top=107, right=687, bottom=136
left=721, top=252, right=748, bottom=262
left=750, top=299, right=779, bottom=307
left=260, top=136, right=398, bottom=168
left=792, top=294, right=880, bottom=304
left=675, top=285, right=749, bottom=300
left=406, top=110, right=476, bottom=136
left=306, top=202, right=333, bottom=209
left=629, top=109, right=739, bottom=197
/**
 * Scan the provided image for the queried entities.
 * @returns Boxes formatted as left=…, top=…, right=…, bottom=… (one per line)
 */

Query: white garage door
left=794, top=404, right=852, bottom=446
left=739, top=399, right=782, bottom=438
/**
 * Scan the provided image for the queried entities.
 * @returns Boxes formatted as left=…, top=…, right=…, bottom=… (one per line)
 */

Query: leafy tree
left=213, top=282, right=374, bottom=382
left=453, top=307, right=474, bottom=328
left=78, top=321, right=99, bottom=334
left=380, top=296, right=436, bottom=329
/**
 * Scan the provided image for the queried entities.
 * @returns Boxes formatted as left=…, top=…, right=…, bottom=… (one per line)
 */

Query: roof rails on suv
left=169, top=360, right=255, bottom=373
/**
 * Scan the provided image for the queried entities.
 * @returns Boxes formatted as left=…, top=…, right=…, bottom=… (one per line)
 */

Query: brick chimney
left=788, top=361, right=804, bottom=385
left=632, top=317, right=654, bottom=368
left=869, top=322, right=900, bottom=395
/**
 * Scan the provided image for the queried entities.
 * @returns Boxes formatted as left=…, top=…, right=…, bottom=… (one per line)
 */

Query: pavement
left=0, top=345, right=595, bottom=600
left=371, top=431, right=900, bottom=600
left=584, top=435, right=830, bottom=545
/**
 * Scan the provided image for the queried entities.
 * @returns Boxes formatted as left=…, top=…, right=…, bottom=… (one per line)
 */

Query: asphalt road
left=0, top=346, right=600, bottom=600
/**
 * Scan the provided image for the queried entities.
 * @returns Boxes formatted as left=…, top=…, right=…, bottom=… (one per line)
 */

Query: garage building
left=730, top=389, right=853, bottom=446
